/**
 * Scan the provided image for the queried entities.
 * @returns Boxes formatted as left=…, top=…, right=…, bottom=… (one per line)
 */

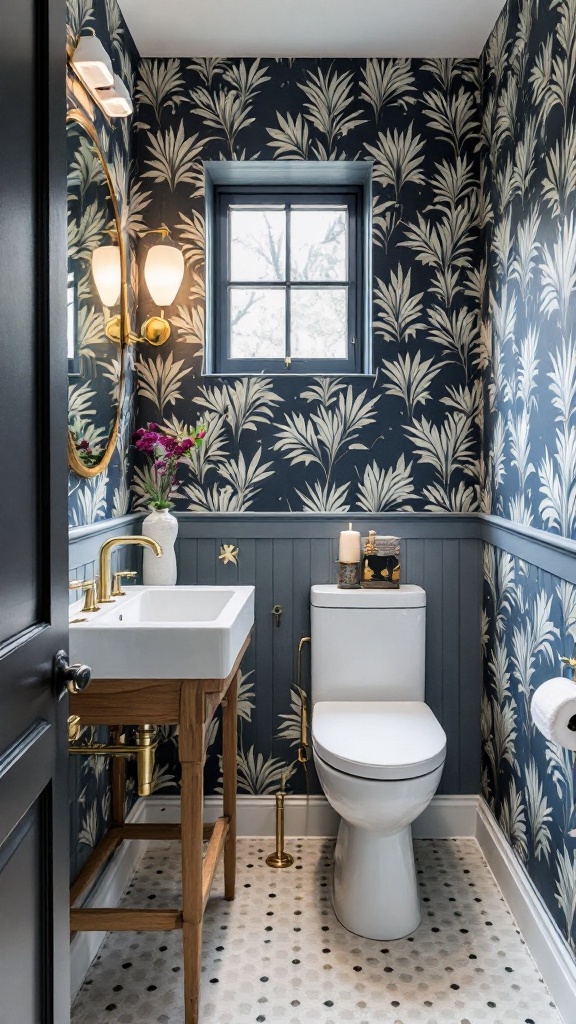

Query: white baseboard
left=139, top=792, right=479, bottom=839
left=476, top=798, right=576, bottom=1024
left=70, top=801, right=148, bottom=1002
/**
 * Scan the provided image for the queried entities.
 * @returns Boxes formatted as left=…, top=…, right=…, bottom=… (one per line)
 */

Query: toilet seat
left=312, top=701, right=446, bottom=781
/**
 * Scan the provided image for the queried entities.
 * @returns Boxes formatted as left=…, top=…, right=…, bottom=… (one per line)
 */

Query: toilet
left=310, top=584, right=446, bottom=941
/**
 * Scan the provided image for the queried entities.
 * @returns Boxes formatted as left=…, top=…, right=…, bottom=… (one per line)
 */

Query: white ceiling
left=118, top=0, right=507, bottom=59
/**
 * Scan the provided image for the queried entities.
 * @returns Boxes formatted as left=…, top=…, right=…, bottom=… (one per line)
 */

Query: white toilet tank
left=310, top=584, right=426, bottom=703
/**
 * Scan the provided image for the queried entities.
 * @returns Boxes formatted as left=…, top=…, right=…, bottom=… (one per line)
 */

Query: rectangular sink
left=69, top=585, right=254, bottom=680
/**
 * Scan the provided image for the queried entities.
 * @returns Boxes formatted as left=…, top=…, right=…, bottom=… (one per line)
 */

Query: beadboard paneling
left=175, top=514, right=483, bottom=796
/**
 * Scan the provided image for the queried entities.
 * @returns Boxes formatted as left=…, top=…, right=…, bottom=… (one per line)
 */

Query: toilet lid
left=311, top=702, right=446, bottom=780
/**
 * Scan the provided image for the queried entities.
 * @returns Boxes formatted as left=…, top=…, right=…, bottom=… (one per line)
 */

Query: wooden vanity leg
left=110, top=726, right=125, bottom=828
left=179, top=687, right=205, bottom=1024
left=222, top=671, right=238, bottom=901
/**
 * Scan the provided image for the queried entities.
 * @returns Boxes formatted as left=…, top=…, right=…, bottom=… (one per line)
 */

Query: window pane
left=229, top=287, right=286, bottom=358
left=290, top=207, right=347, bottom=282
left=291, top=288, right=348, bottom=359
left=230, top=208, right=285, bottom=282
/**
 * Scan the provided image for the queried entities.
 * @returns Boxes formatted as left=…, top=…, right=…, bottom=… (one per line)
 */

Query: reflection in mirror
left=66, top=109, right=126, bottom=477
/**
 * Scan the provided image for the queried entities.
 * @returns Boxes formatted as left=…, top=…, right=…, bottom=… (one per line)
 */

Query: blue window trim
left=204, top=161, right=373, bottom=377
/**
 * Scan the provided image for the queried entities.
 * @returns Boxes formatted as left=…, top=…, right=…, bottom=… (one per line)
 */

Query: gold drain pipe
left=68, top=719, right=159, bottom=796
left=267, top=636, right=311, bottom=869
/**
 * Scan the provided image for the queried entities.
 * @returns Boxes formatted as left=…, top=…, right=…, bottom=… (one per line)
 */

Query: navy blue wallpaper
left=132, top=57, right=484, bottom=514
left=66, top=0, right=139, bottom=881
left=482, top=0, right=576, bottom=539
left=481, top=0, right=576, bottom=956
left=482, top=543, right=576, bottom=951
left=67, top=0, right=140, bottom=529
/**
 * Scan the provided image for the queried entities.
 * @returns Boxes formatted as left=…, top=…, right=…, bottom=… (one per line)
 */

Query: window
left=205, top=163, right=372, bottom=376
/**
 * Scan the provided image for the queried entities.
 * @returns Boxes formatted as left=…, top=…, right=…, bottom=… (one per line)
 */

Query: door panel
left=0, top=795, right=51, bottom=1024
left=0, top=0, right=69, bottom=1021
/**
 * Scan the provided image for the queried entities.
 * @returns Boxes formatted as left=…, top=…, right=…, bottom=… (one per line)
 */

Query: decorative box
left=360, top=533, right=401, bottom=589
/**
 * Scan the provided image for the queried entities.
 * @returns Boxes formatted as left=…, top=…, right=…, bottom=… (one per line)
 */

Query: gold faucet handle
left=111, top=571, right=138, bottom=597
left=69, top=578, right=99, bottom=613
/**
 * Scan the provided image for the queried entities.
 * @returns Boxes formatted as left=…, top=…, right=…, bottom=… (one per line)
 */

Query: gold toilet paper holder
left=560, top=656, right=576, bottom=680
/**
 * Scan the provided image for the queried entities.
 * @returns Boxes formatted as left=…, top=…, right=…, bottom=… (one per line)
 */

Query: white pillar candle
left=339, top=522, right=360, bottom=563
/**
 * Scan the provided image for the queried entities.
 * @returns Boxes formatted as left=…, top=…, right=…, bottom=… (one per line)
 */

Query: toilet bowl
left=310, top=585, right=446, bottom=941
left=313, top=702, right=445, bottom=939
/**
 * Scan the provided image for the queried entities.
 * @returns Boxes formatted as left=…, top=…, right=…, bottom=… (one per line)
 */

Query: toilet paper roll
left=531, top=677, right=576, bottom=751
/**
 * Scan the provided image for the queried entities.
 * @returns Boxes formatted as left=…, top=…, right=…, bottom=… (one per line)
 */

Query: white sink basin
left=69, top=585, right=254, bottom=680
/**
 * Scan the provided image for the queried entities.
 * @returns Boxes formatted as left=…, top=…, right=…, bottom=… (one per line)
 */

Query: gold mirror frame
left=66, top=108, right=128, bottom=478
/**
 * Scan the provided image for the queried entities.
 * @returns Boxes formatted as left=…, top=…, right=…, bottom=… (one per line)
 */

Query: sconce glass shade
left=71, top=35, right=114, bottom=90
left=98, top=75, right=134, bottom=119
left=144, top=244, right=185, bottom=307
left=92, top=245, right=121, bottom=308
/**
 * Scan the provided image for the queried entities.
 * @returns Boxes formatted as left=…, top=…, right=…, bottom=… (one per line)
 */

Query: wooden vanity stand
left=69, top=634, right=250, bottom=1024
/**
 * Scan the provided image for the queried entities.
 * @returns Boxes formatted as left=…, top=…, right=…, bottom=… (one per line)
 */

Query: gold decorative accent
left=67, top=715, right=82, bottom=742
left=363, top=559, right=374, bottom=581
left=219, top=544, right=239, bottom=566
left=66, top=108, right=129, bottom=479
left=364, top=530, right=377, bottom=555
left=98, top=536, right=162, bottom=603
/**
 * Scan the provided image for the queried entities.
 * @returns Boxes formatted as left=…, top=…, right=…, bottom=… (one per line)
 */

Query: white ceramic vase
left=142, top=507, right=178, bottom=585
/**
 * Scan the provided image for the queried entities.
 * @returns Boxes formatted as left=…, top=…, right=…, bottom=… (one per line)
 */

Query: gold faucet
left=98, top=536, right=162, bottom=602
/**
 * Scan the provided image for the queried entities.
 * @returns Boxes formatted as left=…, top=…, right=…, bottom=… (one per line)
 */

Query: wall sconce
left=70, top=33, right=133, bottom=119
left=91, top=243, right=122, bottom=343
left=140, top=231, right=185, bottom=346
left=91, top=230, right=185, bottom=346
left=70, top=34, right=114, bottom=89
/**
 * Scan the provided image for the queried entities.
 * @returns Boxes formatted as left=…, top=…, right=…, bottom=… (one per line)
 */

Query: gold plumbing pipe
left=266, top=771, right=294, bottom=868
left=68, top=719, right=159, bottom=797
left=267, top=636, right=311, bottom=869
left=297, top=636, right=311, bottom=766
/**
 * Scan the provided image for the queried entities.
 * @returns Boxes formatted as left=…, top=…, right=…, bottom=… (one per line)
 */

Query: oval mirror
left=66, top=108, right=127, bottom=477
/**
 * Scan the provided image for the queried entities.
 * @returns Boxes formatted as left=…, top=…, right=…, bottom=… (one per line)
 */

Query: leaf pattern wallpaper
left=133, top=57, right=484, bottom=515
left=482, top=544, right=576, bottom=950
left=67, top=0, right=139, bottom=530
left=66, top=0, right=576, bottom=960
left=481, top=0, right=576, bottom=954
left=482, top=0, right=576, bottom=540
left=66, top=0, right=140, bottom=880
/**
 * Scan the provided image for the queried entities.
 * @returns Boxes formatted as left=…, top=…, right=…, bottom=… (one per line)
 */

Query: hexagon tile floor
left=71, top=837, right=562, bottom=1024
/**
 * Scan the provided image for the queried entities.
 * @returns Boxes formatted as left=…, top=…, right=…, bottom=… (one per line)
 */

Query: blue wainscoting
left=69, top=512, right=483, bottom=803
